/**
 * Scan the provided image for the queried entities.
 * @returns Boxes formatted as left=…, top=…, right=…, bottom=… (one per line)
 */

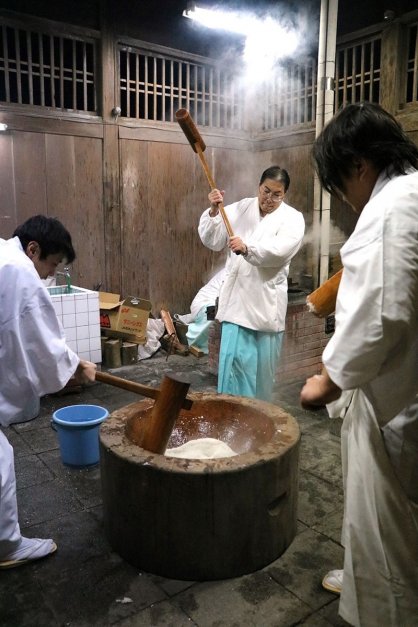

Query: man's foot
left=322, top=569, right=343, bottom=594
left=0, top=537, right=57, bottom=569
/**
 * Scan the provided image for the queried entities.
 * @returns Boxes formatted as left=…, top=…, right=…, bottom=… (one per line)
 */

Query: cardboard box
left=99, top=292, right=151, bottom=344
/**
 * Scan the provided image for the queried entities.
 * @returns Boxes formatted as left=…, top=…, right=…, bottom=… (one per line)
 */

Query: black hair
left=313, top=102, right=418, bottom=195
left=13, top=214, right=76, bottom=263
left=260, top=166, right=290, bottom=192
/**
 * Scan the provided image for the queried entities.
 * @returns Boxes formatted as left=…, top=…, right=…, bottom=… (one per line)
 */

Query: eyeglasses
left=260, top=186, right=284, bottom=201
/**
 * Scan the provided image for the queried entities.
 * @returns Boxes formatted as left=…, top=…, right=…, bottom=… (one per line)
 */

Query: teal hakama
left=185, top=306, right=213, bottom=354
left=217, top=322, right=284, bottom=401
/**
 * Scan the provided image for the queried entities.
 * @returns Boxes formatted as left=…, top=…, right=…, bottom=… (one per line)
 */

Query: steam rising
left=243, top=18, right=298, bottom=82
left=183, top=4, right=314, bottom=84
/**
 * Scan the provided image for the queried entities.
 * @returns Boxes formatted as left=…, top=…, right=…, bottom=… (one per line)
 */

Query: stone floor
left=0, top=351, right=349, bottom=627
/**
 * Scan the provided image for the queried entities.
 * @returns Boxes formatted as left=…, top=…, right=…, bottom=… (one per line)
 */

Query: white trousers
left=0, top=430, right=22, bottom=558
left=339, top=391, right=418, bottom=626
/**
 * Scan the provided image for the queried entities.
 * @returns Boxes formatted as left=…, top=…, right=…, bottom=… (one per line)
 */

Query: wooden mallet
left=306, top=268, right=343, bottom=318
left=95, top=371, right=192, bottom=454
left=175, top=108, right=235, bottom=239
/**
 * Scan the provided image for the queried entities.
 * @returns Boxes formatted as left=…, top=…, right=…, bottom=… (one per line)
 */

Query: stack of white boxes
left=48, top=286, right=102, bottom=363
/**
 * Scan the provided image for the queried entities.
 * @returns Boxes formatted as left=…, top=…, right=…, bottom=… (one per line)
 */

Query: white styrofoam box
left=47, top=285, right=102, bottom=363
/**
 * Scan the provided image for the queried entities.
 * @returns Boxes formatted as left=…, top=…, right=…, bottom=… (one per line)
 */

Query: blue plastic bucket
left=52, top=405, right=109, bottom=467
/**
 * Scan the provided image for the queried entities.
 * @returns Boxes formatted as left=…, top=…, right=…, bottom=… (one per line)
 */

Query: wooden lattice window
left=336, top=35, right=381, bottom=108
left=406, top=22, right=418, bottom=104
left=119, top=44, right=244, bottom=130
left=0, top=22, right=97, bottom=113
left=262, top=59, right=317, bottom=130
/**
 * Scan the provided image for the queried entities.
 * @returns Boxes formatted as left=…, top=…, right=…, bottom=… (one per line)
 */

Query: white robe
left=323, top=169, right=418, bottom=626
left=0, top=237, right=79, bottom=426
left=0, top=236, right=79, bottom=557
left=198, top=197, right=305, bottom=332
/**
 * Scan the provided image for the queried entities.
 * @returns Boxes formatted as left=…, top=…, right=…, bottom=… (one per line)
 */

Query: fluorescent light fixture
left=183, top=4, right=300, bottom=83
left=0, top=123, right=8, bottom=131
left=183, top=5, right=250, bottom=35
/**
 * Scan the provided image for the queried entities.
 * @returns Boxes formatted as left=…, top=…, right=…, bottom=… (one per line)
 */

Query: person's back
left=301, top=103, right=418, bottom=626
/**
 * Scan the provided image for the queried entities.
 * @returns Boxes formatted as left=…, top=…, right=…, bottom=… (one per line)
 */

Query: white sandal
left=0, top=537, right=57, bottom=569
left=322, top=569, right=343, bottom=594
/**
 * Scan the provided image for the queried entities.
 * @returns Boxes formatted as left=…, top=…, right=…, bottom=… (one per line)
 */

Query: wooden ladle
left=95, top=371, right=192, bottom=454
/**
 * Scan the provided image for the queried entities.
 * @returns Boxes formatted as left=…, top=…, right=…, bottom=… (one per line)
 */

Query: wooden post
left=104, top=338, right=122, bottom=368
left=380, top=22, right=403, bottom=115
left=100, top=0, right=122, bottom=293
left=121, top=342, right=138, bottom=365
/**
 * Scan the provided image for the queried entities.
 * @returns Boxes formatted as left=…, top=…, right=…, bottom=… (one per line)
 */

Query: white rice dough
left=165, top=437, right=237, bottom=459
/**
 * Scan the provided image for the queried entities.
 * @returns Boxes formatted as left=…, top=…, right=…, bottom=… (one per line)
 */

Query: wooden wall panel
left=45, top=134, right=76, bottom=226
left=45, top=134, right=104, bottom=289
left=146, top=141, right=212, bottom=314
left=73, top=136, right=105, bottom=289
left=120, top=138, right=150, bottom=299
left=13, top=132, right=48, bottom=224
left=0, top=133, right=16, bottom=237
left=205, top=146, right=257, bottom=203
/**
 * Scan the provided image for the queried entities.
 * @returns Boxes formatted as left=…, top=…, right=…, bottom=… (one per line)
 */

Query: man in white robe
left=0, top=215, right=97, bottom=569
left=199, top=166, right=305, bottom=400
left=301, top=103, right=418, bottom=626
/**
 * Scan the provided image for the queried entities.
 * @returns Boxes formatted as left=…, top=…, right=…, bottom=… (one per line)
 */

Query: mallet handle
left=195, top=144, right=234, bottom=238
left=95, top=370, right=193, bottom=410
left=176, top=108, right=235, bottom=238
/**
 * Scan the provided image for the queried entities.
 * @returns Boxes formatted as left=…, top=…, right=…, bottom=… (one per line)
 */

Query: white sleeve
left=198, top=208, right=229, bottom=251
left=245, top=213, right=305, bottom=268
left=324, top=205, right=418, bottom=391
left=23, top=298, right=80, bottom=395
left=1, top=284, right=80, bottom=410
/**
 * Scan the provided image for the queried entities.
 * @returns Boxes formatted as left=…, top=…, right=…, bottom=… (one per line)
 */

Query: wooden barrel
left=99, top=392, right=300, bottom=581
